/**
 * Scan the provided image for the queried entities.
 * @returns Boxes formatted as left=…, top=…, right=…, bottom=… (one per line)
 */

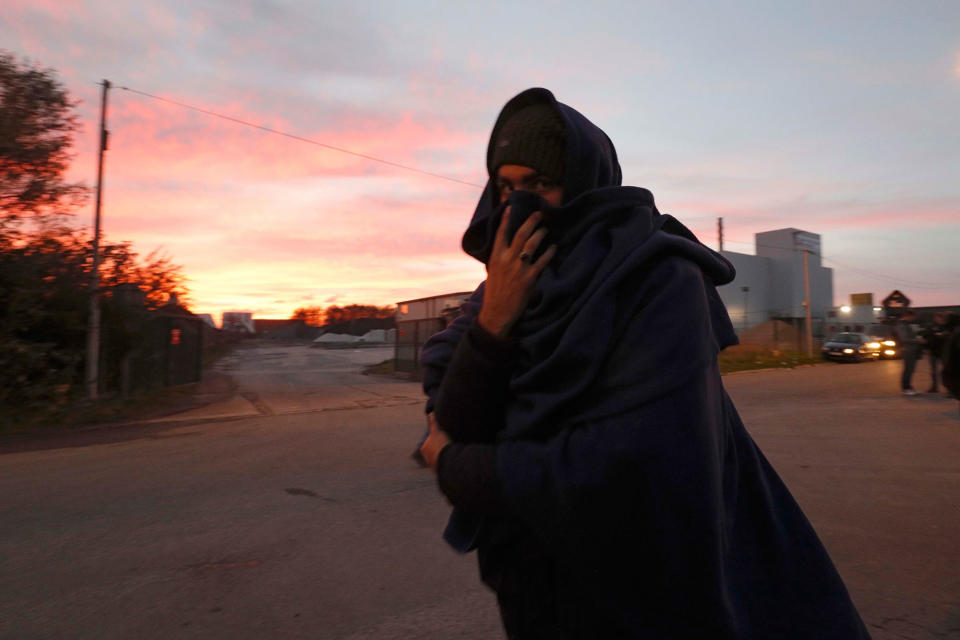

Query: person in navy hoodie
left=418, top=88, right=870, bottom=639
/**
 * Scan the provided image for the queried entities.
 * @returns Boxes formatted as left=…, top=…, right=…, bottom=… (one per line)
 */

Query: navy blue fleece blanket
left=422, top=88, right=869, bottom=638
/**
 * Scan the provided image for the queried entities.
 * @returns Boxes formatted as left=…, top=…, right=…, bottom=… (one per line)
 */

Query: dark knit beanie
left=491, top=104, right=566, bottom=184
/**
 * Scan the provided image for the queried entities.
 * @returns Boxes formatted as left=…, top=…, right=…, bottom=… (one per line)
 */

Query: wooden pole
left=85, top=79, right=110, bottom=399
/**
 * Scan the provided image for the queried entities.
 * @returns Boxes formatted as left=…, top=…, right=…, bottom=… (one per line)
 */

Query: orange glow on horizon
left=55, top=88, right=490, bottom=321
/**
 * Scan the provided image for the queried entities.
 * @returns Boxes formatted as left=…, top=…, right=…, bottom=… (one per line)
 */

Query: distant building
left=826, top=292, right=884, bottom=336
left=718, top=228, right=834, bottom=337
left=395, top=291, right=473, bottom=375
left=321, top=316, right=395, bottom=337
left=253, top=318, right=315, bottom=339
left=222, top=311, right=255, bottom=333
left=195, top=313, right=217, bottom=329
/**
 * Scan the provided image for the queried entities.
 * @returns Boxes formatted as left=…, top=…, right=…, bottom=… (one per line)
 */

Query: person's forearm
left=434, top=320, right=518, bottom=443
left=436, top=442, right=508, bottom=515
left=421, top=283, right=484, bottom=414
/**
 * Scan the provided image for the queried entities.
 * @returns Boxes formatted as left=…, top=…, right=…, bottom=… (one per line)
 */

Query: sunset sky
left=3, top=1, right=958, bottom=322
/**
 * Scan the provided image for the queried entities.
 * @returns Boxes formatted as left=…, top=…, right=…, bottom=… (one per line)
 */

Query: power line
left=116, top=85, right=485, bottom=189
left=106, top=84, right=960, bottom=292
left=720, top=237, right=955, bottom=289
left=820, top=257, right=953, bottom=290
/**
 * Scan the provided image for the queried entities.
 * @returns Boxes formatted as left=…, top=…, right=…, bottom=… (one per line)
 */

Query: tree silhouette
left=0, top=50, right=88, bottom=231
left=292, top=306, right=325, bottom=326
left=1, top=52, right=191, bottom=424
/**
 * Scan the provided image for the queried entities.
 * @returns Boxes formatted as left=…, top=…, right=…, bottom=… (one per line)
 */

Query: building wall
left=396, top=292, right=473, bottom=322
left=828, top=304, right=883, bottom=334
left=222, top=311, right=254, bottom=333
left=395, top=291, right=473, bottom=375
left=718, top=228, right=833, bottom=334
left=717, top=251, right=771, bottom=332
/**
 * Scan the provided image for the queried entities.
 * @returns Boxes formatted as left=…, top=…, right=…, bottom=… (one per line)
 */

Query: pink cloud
left=670, top=195, right=960, bottom=235
left=95, top=89, right=485, bottom=189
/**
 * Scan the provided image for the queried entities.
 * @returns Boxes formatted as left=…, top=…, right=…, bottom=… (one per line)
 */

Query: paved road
left=1, top=347, right=957, bottom=639
left=724, top=360, right=960, bottom=640
left=220, top=342, right=396, bottom=388
left=161, top=343, right=425, bottom=422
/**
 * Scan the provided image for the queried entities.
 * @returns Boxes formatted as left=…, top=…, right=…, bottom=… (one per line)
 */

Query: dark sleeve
left=420, top=282, right=484, bottom=414
left=432, top=317, right=519, bottom=517
left=436, top=443, right=507, bottom=515
left=434, top=319, right=519, bottom=443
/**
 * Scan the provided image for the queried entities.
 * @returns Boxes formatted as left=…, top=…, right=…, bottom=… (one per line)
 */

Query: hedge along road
left=0, top=350, right=956, bottom=639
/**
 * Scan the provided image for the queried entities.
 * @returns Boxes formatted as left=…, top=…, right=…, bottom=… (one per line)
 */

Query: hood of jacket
left=457, top=88, right=740, bottom=440
left=462, top=87, right=622, bottom=264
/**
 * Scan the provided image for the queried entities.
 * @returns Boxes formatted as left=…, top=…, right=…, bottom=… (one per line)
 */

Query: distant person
left=941, top=313, right=960, bottom=408
left=897, top=309, right=922, bottom=395
left=921, top=312, right=948, bottom=393
left=417, top=87, right=869, bottom=638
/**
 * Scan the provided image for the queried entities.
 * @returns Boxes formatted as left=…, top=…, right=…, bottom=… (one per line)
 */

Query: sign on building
left=793, top=231, right=820, bottom=254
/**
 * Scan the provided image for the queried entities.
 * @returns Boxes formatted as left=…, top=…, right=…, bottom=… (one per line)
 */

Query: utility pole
left=717, top=217, right=724, bottom=252
left=741, top=286, right=750, bottom=332
left=85, top=79, right=110, bottom=400
left=802, top=248, right=813, bottom=357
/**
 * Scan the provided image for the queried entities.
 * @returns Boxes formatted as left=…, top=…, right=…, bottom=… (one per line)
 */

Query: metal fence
left=395, top=318, right=446, bottom=376
left=99, top=304, right=205, bottom=396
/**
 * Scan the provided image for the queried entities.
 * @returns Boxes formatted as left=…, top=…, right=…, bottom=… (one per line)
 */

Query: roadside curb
left=724, top=363, right=821, bottom=376
left=73, top=398, right=426, bottom=431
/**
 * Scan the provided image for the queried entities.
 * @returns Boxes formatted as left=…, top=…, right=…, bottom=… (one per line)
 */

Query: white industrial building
left=717, top=228, right=833, bottom=336
left=221, top=311, right=255, bottom=333
left=395, top=227, right=838, bottom=369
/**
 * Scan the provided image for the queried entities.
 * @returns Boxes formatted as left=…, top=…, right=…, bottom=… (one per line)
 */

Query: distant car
left=866, top=325, right=900, bottom=359
left=874, top=337, right=899, bottom=359
left=821, top=332, right=882, bottom=362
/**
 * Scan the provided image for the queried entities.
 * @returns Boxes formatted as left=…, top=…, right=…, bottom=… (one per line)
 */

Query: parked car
left=867, top=324, right=900, bottom=359
left=821, top=332, right=882, bottom=362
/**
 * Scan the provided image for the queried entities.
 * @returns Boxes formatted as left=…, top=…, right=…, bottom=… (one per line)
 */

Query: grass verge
left=719, top=347, right=821, bottom=374
left=362, top=358, right=399, bottom=376
left=1, top=347, right=237, bottom=436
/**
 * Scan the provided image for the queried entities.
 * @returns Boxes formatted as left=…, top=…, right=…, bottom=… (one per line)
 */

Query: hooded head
left=486, top=88, right=621, bottom=200
left=490, top=103, right=567, bottom=188
left=463, top=88, right=623, bottom=262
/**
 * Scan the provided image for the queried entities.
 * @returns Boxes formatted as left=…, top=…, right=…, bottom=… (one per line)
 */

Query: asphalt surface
left=1, top=344, right=957, bottom=639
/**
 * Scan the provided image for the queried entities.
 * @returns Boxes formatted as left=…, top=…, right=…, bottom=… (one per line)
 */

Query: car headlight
left=883, top=340, right=896, bottom=347
left=865, top=342, right=880, bottom=349
left=884, top=350, right=896, bottom=356
left=843, top=348, right=854, bottom=354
